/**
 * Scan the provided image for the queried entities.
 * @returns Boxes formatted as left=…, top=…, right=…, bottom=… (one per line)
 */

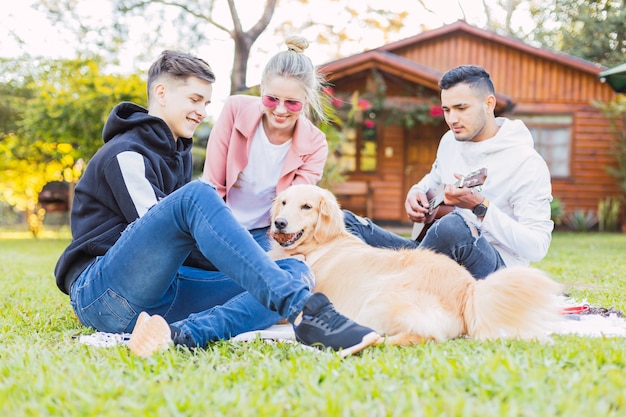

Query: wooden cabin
left=319, top=20, right=622, bottom=225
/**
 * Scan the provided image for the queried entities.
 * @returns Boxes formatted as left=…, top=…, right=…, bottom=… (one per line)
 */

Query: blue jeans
left=343, top=210, right=505, bottom=279
left=70, top=179, right=312, bottom=346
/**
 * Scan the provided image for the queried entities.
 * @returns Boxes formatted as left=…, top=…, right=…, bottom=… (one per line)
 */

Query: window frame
left=516, top=113, right=573, bottom=179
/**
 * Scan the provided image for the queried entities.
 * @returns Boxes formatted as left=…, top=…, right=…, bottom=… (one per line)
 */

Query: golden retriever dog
left=268, top=184, right=563, bottom=345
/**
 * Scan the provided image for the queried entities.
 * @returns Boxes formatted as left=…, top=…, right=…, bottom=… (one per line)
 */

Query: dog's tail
left=464, top=266, right=563, bottom=340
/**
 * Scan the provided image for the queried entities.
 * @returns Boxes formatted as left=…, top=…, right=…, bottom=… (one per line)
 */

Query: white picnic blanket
left=75, top=324, right=295, bottom=348
left=76, top=311, right=626, bottom=348
left=551, top=313, right=626, bottom=337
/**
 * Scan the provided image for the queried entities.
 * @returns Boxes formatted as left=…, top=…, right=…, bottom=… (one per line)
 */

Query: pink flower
left=364, top=119, right=375, bottom=129
left=331, top=97, right=343, bottom=108
left=322, top=87, right=334, bottom=96
left=429, top=105, right=444, bottom=117
left=358, top=99, right=371, bottom=111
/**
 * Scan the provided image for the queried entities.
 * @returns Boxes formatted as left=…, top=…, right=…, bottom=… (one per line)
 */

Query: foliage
left=0, top=58, right=35, bottom=134
left=40, top=0, right=278, bottom=94
left=39, top=0, right=416, bottom=93
left=1, top=233, right=625, bottom=416
left=19, top=56, right=146, bottom=162
left=312, top=86, right=351, bottom=188
left=0, top=200, right=21, bottom=226
left=529, top=0, right=626, bottom=68
left=34, top=0, right=624, bottom=91
left=327, top=69, right=443, bottom=132
left=0, top=132, right=82, bottom=236
left=382, top=100, right=445, bottom=129
left=598, top=196, right=621, bottom=232
left=27, top=208, right=47, bottom=238
left=592, top=95, right=626, bottom=201
left=317, top=127, right=346, bottom=188
left=563, top=209, right=599, bottom=232
left=0, top=56, right=145, bottom=234
left=550, top=197, right=565, bottom=226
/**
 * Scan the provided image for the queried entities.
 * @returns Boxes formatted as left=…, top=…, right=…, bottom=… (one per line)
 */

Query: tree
left=116, top=0, right=279, bottom=93
left=0, top=58, right=34, bottom=135
left=41, top=0, right=278, bottom=94
left=20, top=56, right=146, bottom=162
left=593, top=96, right=626, bottom=196
left=0, top=55, right=145, bottom=234
left=528, top=0, right=625, bottom=68
left=40, top=0, right=413, bottom=93
left=0, top=132, right=81, bottom=236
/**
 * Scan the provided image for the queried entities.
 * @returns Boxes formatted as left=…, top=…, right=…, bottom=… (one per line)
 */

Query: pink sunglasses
left=261, top=95, right=304, bottom=112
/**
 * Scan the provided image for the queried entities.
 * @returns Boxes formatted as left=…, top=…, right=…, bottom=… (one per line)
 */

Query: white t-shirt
left=227, top=124, right=291, bottom=229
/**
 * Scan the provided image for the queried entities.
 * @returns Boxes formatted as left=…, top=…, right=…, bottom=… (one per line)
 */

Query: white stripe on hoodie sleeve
left=117, top=151, right=158, bottom=218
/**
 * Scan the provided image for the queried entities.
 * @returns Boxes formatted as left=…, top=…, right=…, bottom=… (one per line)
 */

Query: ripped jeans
left=343, top=210, right=505, bottom=279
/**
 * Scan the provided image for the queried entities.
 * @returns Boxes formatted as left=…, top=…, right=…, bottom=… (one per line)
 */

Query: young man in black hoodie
left=55, top=50, right=381, bottom=357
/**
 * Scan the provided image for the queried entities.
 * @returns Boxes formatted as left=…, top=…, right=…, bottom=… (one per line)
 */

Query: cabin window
left=338, top=112, right=378, bottom=173
left=519, top=114, right=572, bottom=177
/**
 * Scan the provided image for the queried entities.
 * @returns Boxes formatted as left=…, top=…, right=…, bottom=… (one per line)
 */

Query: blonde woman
left=203, top=35, right=328, bottom=250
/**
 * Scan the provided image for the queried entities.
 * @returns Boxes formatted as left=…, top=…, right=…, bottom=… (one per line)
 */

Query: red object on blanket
left=561, top=304, right=590, bottom=314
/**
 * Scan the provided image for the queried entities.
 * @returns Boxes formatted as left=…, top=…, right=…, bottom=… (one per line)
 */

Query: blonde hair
left=261, top=35, right=327, bottom=122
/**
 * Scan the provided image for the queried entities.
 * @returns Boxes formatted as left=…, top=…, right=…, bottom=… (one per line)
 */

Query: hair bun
left=285, top=35, right=309, bottom=54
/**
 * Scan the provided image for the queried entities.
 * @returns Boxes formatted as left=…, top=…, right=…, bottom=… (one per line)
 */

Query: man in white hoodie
left=343, top=65, right=554, bottom=278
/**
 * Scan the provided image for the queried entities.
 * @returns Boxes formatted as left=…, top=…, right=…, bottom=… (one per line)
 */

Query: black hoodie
left=54, top=102, right=193, bottom=294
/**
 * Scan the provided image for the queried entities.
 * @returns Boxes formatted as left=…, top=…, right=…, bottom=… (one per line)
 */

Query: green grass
left=1, top=232, right=625, bottom=416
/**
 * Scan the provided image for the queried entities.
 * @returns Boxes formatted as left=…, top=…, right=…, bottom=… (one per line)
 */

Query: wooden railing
left=329, top=181, right=373, bottom=219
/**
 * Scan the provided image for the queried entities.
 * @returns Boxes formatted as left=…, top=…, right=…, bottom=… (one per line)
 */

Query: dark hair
left=438, top=65, right=495, bottom=96
left=147, top=50, right=216, bottom=98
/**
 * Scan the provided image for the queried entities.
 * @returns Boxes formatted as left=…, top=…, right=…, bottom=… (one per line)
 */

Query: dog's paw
left=267, top=249, right=288, bottom=261
left=267, top=250, right=306, bottom=262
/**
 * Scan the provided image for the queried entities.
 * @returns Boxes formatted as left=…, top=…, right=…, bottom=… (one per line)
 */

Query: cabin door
left=403, top=123, right=447, bottom=201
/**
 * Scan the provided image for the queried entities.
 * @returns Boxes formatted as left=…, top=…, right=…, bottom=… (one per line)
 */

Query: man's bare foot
left=128, top=312, right=171, bottom=357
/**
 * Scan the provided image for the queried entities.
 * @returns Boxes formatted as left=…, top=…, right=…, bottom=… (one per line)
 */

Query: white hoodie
left=413, top=117, right=554, bottom=267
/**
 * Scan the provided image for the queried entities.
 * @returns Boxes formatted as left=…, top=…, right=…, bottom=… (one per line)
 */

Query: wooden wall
left=553, top=106, right=622, bottom=214
left=390, top=33, right=615, bottom=104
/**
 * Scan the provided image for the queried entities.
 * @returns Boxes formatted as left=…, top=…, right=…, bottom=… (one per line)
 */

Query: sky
left=2, top=0, right=536, bottom=120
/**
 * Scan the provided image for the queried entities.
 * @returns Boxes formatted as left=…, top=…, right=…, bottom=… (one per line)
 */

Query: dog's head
left=269, top=184, right=346, bottom=254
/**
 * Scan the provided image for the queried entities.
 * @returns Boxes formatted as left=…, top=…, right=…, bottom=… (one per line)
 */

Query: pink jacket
left=202, top=94, right=328, bottom=199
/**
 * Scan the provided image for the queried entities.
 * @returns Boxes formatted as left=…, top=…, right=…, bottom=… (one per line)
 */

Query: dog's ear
left=313, top=188, right=346, bottom=242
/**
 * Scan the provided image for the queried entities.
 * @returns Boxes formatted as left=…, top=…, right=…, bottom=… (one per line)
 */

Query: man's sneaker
left=294, top=293, right=382, bottom=358
left=128, top=312, right=196, bottom=357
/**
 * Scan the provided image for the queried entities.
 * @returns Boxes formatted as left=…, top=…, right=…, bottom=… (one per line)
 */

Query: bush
left=563, top=209, right=598, bottom=232
left=598, top=197, right=621, bottom=232
left=550, top=197, right=565, bottom=226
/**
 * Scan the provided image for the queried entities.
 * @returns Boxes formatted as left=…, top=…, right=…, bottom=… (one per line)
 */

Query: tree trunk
left=230, top=34, right=253, bottom=94
left=227, top=0, right=277, bottom=93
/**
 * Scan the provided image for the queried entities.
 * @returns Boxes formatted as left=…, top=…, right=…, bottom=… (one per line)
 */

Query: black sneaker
left=294, top=293, right=382, bottom=358
left=170, top=325, right=198, bottom=349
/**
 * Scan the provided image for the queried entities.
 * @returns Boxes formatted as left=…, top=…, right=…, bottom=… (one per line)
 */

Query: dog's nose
left=274, top=217, right=288, bottom=230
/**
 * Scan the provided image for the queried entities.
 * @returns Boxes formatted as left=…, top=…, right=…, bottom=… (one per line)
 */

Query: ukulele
left=411, top=168, right=488, bottom=241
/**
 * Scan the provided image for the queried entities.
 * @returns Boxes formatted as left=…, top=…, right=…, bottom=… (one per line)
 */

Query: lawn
left=0, top=232, right=625, bottom=416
